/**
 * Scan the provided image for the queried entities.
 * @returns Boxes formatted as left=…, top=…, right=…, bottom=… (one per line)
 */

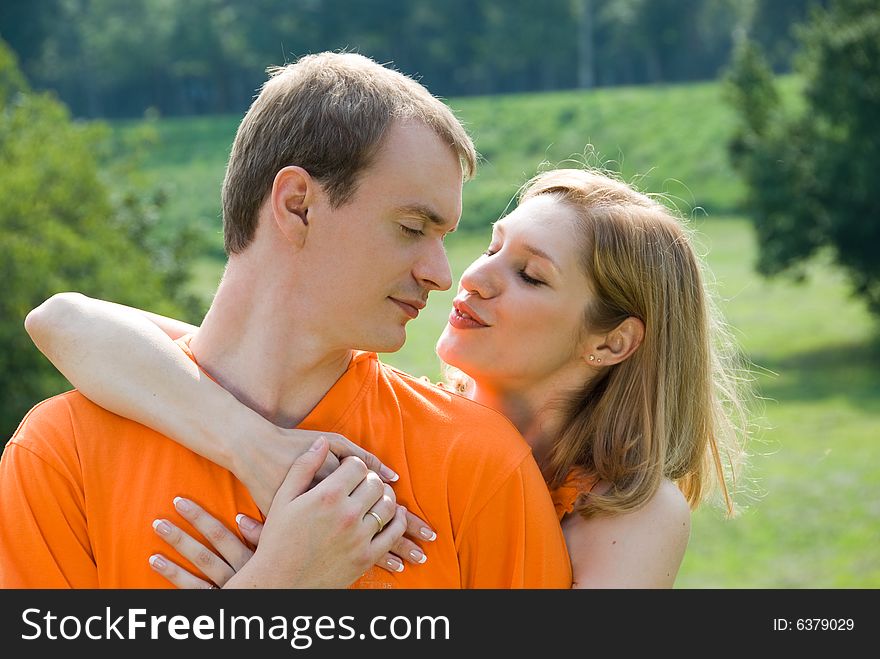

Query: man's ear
left=584, top=316, right=645, bottom=367
left=270, top=166, right=313, bottom=249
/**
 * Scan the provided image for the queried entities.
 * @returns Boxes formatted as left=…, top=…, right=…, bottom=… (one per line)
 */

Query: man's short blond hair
left=222, top=51, right=478, bottom=254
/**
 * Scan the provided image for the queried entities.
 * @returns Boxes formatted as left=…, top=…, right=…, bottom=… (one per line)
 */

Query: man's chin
left=362, top=330, right=407, bottom=355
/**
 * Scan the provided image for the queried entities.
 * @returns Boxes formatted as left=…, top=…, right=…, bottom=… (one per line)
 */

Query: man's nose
left=415, top=240, right=453, bottom=292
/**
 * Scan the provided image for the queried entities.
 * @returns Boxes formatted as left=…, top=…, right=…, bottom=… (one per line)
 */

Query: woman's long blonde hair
left=450, top=167, right=754, bottom=518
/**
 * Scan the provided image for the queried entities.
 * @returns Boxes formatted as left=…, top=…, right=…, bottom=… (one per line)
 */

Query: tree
left=750, top=0, right=827, bottom=72
left=0, top=39, right=201, bottom=441
left=3, top=0, right=782, bottom=117
left=725, top=0, right=880, bottom=316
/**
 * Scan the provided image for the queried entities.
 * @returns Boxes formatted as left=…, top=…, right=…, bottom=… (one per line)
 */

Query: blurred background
left=1, top=0, right=877, bottom=587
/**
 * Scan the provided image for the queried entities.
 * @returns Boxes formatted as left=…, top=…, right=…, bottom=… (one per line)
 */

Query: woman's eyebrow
left=523, top=244, right=560, bottom=272
left=492, top=223, right=560, bottom=271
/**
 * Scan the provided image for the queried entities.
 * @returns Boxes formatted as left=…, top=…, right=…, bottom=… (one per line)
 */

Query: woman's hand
left=227, top=426, right=400, bottom=516
left=149, top=498, right=255, bottom=589
left=149, top=436, right=428, bottom=588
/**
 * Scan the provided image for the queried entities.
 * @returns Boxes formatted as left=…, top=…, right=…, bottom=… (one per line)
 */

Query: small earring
left=588, top=355, right=595, bottom=362
left=596, top=358, right=601, bottom=363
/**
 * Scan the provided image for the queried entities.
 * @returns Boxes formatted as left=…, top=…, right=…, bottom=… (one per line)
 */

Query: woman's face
left=436, top=195, right=593, bottom=387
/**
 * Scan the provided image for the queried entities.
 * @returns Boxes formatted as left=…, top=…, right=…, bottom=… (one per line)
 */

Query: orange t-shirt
left=0, top=343, right=571, bottom=589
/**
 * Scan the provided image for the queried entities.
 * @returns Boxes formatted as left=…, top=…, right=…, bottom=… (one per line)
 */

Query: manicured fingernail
left=380, top=465, right=399, bottom=482
left=149, top=554, right=167, bottom=570
left=386, top=558, right=404, bottom=573
left=173, top=496, right=191, bottom=512
left=236, top=513, right=257, bottom=531
left=409, top=549, right=427, bottom=564
left=419, top=527, right=437, bottom=541
left=309, top=436, right=325, bottom=451
left=152, top=519, right=172, bottom=536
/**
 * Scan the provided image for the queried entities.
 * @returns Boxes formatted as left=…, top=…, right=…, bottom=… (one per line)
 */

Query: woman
left=25, top=166, right=752, bottom=588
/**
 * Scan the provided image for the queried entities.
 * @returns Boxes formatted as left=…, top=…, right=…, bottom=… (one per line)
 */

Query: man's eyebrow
left=396, top=205, right=457, bottom=232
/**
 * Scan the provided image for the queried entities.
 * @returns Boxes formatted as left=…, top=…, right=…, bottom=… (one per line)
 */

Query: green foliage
left=0, top=39, right=27, bottom=101
left=725, top=0, right=880, bottom=317
left=749, top=0, right=823, bottom=71
left=0, top=39, right=202, bottom=441
left=2, top=0, right=765, bottom=118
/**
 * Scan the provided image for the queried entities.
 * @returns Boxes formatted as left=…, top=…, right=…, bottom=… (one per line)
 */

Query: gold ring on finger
left=366, top=510, right=384, bottom=533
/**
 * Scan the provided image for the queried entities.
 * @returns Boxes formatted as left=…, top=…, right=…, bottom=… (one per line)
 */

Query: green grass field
left=116, top=76, right=802, bottom=253
left=116, top=76, right=878, bottom=588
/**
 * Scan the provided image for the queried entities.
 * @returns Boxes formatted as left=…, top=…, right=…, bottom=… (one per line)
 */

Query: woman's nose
left=459, top=255, right=499, bottom=299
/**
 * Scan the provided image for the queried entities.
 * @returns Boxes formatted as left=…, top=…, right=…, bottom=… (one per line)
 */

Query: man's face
left=302, top=120, right=463, bottom=353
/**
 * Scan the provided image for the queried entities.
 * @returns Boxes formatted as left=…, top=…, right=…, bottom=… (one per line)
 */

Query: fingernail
left=309, top=436, right=325, bottom=451
left=386, top=558, right=404, bottom=573
left=149, top=554, right=167, bottom=570
left=173, top=496, right=191, bottom=513
left=152, top=519, right=172, bottom=536
left=380, top=465, right=399, bottom=482
left=409, top=549, right=427, bottom=564
left=419, top=527, right=437, bottom=541
left=236, top=513, right=257, bottom=531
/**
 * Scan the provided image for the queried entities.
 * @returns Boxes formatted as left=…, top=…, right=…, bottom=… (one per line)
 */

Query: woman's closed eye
left=518, top=270, right=545, bottom=286
left=482, top=247, right=545, bottom=286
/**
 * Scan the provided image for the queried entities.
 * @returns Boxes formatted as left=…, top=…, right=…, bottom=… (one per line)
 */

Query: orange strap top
left=549, top=466, right=600, bottom=521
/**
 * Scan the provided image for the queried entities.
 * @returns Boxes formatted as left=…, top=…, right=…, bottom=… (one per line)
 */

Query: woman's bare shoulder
left=564, top=479, right=691, bottom=588
left=645, top=479, right=692, bottom=526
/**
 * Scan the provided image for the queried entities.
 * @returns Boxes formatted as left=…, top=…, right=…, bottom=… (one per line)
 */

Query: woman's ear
left=271, top=166, right=313, bottom=249
left=585, top=316, right=645, bottom=367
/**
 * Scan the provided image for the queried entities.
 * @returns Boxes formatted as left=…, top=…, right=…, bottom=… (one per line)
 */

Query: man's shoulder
left=9, top=390, right=78, bottom=440
left=7, top=390, right=135, bottom=456
left=4, top=391, right=87, bottom=471
left=378, top=361, right=516, bottom=423
left=375, top=361, right=531, bottom=456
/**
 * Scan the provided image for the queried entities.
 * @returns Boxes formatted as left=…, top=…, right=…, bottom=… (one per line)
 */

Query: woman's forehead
left=496, top=196, right=578, bottom=238
left=496, top=197, right=585, bottom=272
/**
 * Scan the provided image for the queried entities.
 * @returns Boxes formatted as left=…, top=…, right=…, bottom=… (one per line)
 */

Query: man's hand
left=149, top=436, right=430, bottom=587
left=229, top=427, right=399, bottom=515
left=226, top=426, right=436, bottom=552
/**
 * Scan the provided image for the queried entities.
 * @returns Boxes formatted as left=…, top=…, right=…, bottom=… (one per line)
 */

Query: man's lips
left=389, top=297, right=425, bottom=319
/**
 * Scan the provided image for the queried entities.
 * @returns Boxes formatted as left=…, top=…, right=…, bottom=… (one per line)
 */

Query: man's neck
left=188, top=260, right=352, bottom=429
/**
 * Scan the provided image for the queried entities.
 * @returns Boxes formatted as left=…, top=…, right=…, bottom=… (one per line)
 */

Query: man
left=0, top=52, right=571, bottom=588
